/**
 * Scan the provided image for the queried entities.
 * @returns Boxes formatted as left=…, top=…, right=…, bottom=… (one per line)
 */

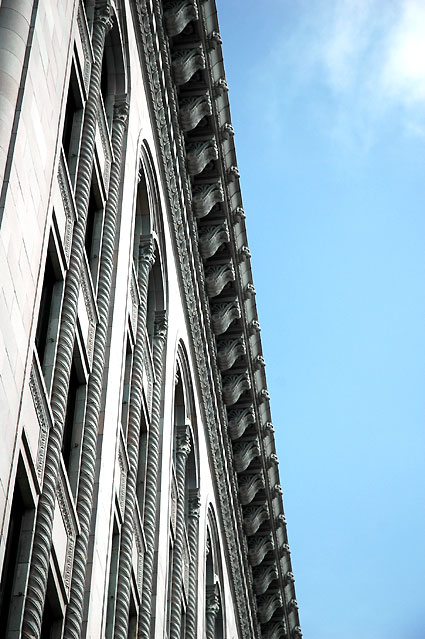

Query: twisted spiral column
left=62, top=98, right=129, bottom=639
left=185, top=489, right=201, bottom=639
left=205, top=584, right=220, bottom=639
left=169, top=429, right=191, bottom=639
left=21, top=6, right=113, bottom=639
left=112, top=238, right=156, bottom=639
left=138, top=311, right=168, bottom=639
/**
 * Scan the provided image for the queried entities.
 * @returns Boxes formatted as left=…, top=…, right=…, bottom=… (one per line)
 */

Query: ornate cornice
left=134, top=3, right=257, bottom=637
left=135, top=1, right=301, bottom=636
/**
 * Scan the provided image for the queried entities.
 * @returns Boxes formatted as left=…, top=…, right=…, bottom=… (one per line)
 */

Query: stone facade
left=0, top=1, right=301, bottom=638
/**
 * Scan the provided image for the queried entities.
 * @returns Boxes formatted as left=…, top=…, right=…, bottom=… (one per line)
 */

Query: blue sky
left=216, top=1, right=425, bottom=638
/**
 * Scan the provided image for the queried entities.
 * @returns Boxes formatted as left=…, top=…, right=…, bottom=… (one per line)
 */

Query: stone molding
left=29, top=357, right=53, bottom=485
left=134, top=2, right=257, bottom=636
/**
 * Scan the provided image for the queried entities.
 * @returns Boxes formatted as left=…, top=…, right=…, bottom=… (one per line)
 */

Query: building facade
left=0, top=1, right=301, bottom=639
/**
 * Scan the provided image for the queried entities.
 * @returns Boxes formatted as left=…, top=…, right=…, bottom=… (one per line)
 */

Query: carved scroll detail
left=172, top=47, right=205, bottom=85
left=222, top=372, right=250, bottom=406
left=164, top=0, right=198, bottom=36
left=210, top=300, right=240, bottom=335
left=186, top=139, right=218, bottom=175
left=205, top=263, right=235, bottom=297
left=257, top=592, right=283, bottom=624
left=233, top=439, right=260, bottom=473
left=247, top=533, right=274, bottom=566
left=227, top=406, right=255, bottom=440
left=238, top=472, right=265, bottom=506
left=198, top=222, right=229, bottom=260
left=253, top=563, right=278, bottom=595
left=216, top=338, right=245, bottom=371
left=179, top=93, right=212, bottom=131
left=192, top=181, right=224, bottom=218
left=243, top=504, right=269, bottom=537
left=262, top=621, right=288, bottom=639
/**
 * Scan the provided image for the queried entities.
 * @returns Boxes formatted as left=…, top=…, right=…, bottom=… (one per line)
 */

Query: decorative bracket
left=210, top=300, right=240, bottom=335
left=216, top=338, right=246, bottom=371
left=198, top=221, right=230, bottom=260
left=192, top=181, right=224, bottom=218
left=164, top=0, right=198, bottom=37
left=205, top=263, right=235, bottom=297
left=227, top=406, right=255, bottom=440
left=179, top=93, right=212, bottom=131
left=172, top=46, right=205, bottom=85
left=222, top=372, right=251, bottom=406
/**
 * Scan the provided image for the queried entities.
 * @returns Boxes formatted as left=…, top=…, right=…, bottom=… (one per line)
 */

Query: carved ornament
left=186, top=139, right=218, bottom=175
left=192, top=181, right=224, bottom=218
left=221, top=122, right=234, bottom=140
left=233, top=439, right=260, bottom=473
left=262, top=621, right=288, bottom=639
left=216, top=338, right=246, bottom=371
left=227, top=406, right=255, bottom=440
left=210, top=300, right=240, bottom=335
left=256, top=592, right=283, bottom=624
left=205, top=263, right=235, bottom=298
left=164, top=0, right=198, bottom=37
left=172, top=47, right=205, bottom=85
left=198, top=221, right=230, bottom=260
left=243, top=504, right=269, bottom=537
left=247, top=533, right=274, bottom=566
left=238, top=472, right=265, bottom=506
left=179, top=93, right=212, bottom=131
left=252, top=563, right=278, bottom=595
left=222, top=372, right=251, bottom=406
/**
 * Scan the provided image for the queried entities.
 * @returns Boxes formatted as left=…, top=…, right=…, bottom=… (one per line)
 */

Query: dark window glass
left=35, top=251, right=55, bottom=365
left=0, top=484, right=24, bottom=629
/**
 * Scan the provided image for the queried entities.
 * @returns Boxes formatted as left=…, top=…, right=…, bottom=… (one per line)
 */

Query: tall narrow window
left=84, top=173, right=104, bottom=289
left=34, top=231, right=63, bottom=390
left=120, top=335, right=133, bottom=435
left=136, top=409, right=148, bottom=521
left=40, top=570, right=64, bottom=638
left=0, top=483, right=24, bottom=629
left=35, top=248, right=56, bottom=366
left=62, top=57, right=84, bottom=186
left=105, top=519, right=120, bottom=639
left=0, top=459, right=36, bottom=635
left=127, top=593, right=138, bottom=639
left=62, top=347, right=87, bottom=495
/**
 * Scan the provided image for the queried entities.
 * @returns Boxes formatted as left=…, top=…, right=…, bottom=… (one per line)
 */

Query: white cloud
left=257, top=0, right=425, bottom=149
left=382, top=1, right=425, bottom=106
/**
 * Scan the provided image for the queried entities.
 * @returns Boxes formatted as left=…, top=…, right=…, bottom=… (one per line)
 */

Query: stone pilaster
left=139, top=311, right=168, bottom=639
left=63, top=97, right=129, bottom=639
left=185, top=490, right=201, bottom=639
left=113, top=238, right=156, bottom=639
left=205, top=584, right=220, bottom=639
left=169, top=428, right=191, bottom=639
left=21, top=6, right=113, bottom=638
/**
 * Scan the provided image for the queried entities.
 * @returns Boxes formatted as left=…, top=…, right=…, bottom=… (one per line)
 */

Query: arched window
left=205, top=510, right=226, bottom=639
left=166, top=346, right=199, bottom=639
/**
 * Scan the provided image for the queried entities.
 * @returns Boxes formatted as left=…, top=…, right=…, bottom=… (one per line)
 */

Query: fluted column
left=21, top=6, right=113, bottom=639
left=62, top=98, right=129, bottom=639
left=169, top=428, right=191, bottom=639
left=205, top=584, right=220, bottom=639
left=185, top=490, right=200, bottom=639
left=112, top=238, right=156, bottom=639
left=138, top=311, right=168, bottom=639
